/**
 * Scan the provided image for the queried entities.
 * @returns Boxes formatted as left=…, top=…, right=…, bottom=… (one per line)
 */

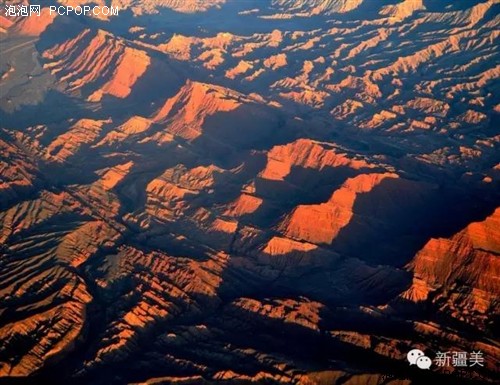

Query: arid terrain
left=0, top=1, right=499, bottom=384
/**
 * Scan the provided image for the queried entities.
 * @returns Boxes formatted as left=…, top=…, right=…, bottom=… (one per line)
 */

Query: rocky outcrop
left=10, top=9, right=56, bottom=36
left=380, top=0, right=425, bottom=21
left=45, top=119, right=112, bottom=162
left=152, top=81, right=244, bottom=140
left=279, top=173, right=399, bottom=245
left=401, top=208, right=500, bottom=331
left=0, top=191, right=98, bottom=375
left=259, top=139, right=374, bottom=182
left=42, top=29, right=150, bottom=100
left=0, top=138, right=38, bottom=205
left=108, top=0, right=227, bottom=14
left=0, top=0, right=499, bottom=383
left=271, top=0, right=364, bottom=15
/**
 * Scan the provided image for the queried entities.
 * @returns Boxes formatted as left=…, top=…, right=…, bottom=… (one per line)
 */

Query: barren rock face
left=108, top=0, right=227, bottom=14
left=42, top=29, right=151, bottom=101
left=0, top=1, right=499, bottom=384
left=271, top=0, right=365, bottom=15
left=402, top=208, right=500, bottom=330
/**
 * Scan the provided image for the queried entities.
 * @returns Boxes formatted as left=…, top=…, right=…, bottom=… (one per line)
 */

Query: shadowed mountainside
left=0, top=0, right=499, bottom=384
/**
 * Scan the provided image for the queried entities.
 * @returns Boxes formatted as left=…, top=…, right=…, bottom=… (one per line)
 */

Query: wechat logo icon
left=407, top=349, right=432, bottom=370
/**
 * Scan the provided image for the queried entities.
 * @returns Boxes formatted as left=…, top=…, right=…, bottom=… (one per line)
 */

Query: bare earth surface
left=0, top=1, right=499, bottom=384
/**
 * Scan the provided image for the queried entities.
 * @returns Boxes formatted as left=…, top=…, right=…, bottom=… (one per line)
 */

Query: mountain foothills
left=0, top=0, right=499, bottom=384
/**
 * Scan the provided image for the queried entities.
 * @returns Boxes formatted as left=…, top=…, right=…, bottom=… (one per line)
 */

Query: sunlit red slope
left=0, top=0, right=499, bottom=384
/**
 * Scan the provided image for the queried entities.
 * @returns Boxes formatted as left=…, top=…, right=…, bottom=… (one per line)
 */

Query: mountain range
left=0, top=1, right=499, bottom=384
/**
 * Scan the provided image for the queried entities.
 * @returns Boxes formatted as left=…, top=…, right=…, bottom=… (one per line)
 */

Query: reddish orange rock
left=280, top=173, right=398, bottom=244
left=11, top=9, right=56, bottom=36
left=403, top=208, right=500, bottom=329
